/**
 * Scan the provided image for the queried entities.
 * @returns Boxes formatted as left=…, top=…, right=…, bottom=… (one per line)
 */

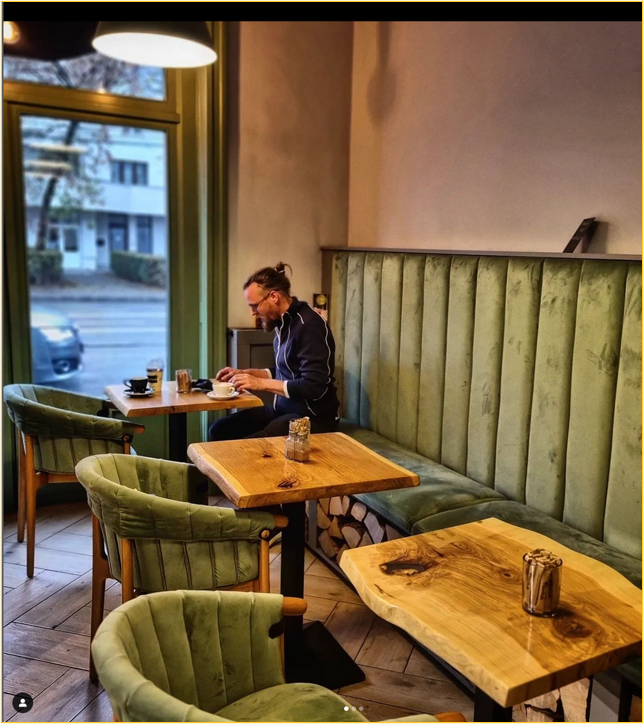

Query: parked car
left=31, top=306, right=84, bottom=384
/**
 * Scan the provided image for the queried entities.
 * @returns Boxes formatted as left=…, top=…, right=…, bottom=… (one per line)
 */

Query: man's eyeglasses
left=249, top=291, right=273, bottom=313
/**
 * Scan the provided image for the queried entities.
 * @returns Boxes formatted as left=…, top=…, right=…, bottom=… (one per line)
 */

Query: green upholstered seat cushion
left=340, top=422, right=506, bottom=533
left=216, top=683, right=368, bottom=722
left=217, top=685, right=440, bottom=722
left=411, top=501, right=642, bottom=588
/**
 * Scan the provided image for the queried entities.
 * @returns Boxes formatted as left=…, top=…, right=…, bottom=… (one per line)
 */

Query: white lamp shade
left=93, top=21, right=216, bottom=68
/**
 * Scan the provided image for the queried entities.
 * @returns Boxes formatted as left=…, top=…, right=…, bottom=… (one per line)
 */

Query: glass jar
left=285, top=418, right=311, bottom=462
left=175, top=368, right=192, bottom=393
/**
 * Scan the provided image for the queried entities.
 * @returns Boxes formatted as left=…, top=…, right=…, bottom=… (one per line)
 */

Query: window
left=136, top=216, right=154, bottom=254
left=20, top=116, right=169, bottom=396
left=46, top=214, right=80, bottom=254
left=111, top=160, right=148, bottom=186
left=47, top=228, right=59, bottom=250
left=108, top=214, right=129, bottom=252
left=4, top=51, right=165, bottom=100
left=63, top=228, right=79, bottom=252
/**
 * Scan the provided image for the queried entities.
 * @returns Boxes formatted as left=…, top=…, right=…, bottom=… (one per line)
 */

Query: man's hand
left=231, top=373, right=263, bottom=392
left=216, top=367, right=240, bottom=382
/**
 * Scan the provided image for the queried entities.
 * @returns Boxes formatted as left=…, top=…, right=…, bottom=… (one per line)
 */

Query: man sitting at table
left=208, top=262, right=340, bottom=440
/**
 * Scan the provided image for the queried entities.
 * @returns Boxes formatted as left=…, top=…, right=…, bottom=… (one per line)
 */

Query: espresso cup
left=213, top=382, right=235, bottom=397
left=124, top=377, right=149, bottom=394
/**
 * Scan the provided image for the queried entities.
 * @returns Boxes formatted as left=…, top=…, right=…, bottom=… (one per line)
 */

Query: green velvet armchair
left=3, top=384, right=144, bottom=578
left=75, top=454, right=288, bottom=682
left=93, top=590, right=459, bottom=723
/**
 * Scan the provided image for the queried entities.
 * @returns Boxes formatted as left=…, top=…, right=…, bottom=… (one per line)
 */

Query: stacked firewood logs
left=315, top=496, right=402, bottom=564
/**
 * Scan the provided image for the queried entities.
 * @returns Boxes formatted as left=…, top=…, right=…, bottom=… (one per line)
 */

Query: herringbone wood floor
left=2, top=500, right=474, bottom=722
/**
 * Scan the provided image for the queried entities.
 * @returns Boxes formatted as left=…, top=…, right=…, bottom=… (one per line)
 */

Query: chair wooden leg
left=24, top=436, right=40, bottom=578
left=16, top=430, right=26, bottom=543
left=121, top=538, right=135, bottom=603
left=89, top=515, right=110, bottom=682
left=258, top=537, right=270, bottom=593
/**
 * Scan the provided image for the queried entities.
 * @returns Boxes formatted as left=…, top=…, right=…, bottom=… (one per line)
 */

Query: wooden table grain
left=105, top=382, right=263, bottom=418
left=340, top=518, right=642, bottom=717
left=187, top=432, right=419, bottom=508
left=188, top=431, right=419, bottom=690
left=105, top=382, right=263, bottom=461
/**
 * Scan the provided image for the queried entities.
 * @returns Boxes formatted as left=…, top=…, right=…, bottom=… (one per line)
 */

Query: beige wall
left=348, top=21, right=642, bottom=254
left=227, top=21, right=353, bottom=328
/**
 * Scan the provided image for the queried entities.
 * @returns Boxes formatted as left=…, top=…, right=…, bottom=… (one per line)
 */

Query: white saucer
left=207, top=390, right=240, bottom=401
left=124, top=388, right=155, bottom=398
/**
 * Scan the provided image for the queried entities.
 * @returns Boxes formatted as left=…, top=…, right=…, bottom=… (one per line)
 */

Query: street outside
left=48, top=300, right=167, bottom=397
left=30, top=271, right=167, bottom=398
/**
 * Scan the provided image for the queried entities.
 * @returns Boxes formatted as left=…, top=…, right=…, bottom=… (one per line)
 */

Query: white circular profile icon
left=12, top=693, right=34, bottom=713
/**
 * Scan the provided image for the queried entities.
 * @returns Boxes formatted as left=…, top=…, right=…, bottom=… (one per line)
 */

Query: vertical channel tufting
left=441, top=256, right=478, bottom=474
left=327, top=250, right=639, bottom=558
left=126, top=598, right=172, bottom=696
left=564, top=260, right=629, bottom=540
left=494, top=258, right=543, bottom=502
left=466, top=257, right=508, bottom=487
left=152, top=595, right=200, bottom=706
left=219, top=593, right=253, bottom=706
left=246, top=592, right=286, bottom=694
left=525, top=259, right=581, bottom=519
left=182, top=592, right=225, bottom=713
left=330, top=253, right=348, bottom=416
left=396, top=255, right=425, bottom=450
left=604, top=263, right=642, bottom=557
left=343, top=253, right=366, bottom=424
left=377, top=254, right=404, bottom=440
left=417, top=255, right=451, bottom=460
left=360, top=254, right=383, bottom=429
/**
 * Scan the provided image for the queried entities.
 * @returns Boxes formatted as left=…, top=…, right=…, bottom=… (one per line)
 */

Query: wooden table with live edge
left=340, top=518, right=643, bottom=722
left=105, top=382, right=263, bottom=462
left=187, top=432, right=419, bottom=689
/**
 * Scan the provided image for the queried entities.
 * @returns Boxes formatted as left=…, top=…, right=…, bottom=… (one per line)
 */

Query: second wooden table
left=340, top=518, right=643, bottom=721
left=188, top=432, right=419, bottom=688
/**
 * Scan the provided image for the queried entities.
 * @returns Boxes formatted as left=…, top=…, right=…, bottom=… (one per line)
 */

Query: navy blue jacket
left=268, top=298, right=340, bottom=423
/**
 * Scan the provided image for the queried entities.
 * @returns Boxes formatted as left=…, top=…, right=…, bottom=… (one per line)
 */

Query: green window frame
left=2, top=22, right=228, bottom=510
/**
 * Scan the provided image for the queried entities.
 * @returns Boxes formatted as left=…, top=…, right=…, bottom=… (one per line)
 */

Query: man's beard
left=261, top=315, right=280, bottom=332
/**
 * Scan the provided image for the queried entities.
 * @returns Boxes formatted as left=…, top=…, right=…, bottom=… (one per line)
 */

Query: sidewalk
left=30, top=270, right=166, bottom=303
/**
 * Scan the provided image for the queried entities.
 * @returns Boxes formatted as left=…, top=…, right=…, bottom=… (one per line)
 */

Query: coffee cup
left=124, top=377, right=149, bottom=394
left=213, top=382, right=235, bottom=397
left=146, top=360, right=164, bottom=393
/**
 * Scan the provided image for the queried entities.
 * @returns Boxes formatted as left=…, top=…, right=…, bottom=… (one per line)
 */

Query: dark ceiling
left=4, top=21, right=99, bottom=61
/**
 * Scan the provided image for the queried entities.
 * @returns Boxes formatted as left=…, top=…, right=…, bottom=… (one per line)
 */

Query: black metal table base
left=168, top=412, right=188, bottom=462
left=285, top=620, right=365, bottom=689
left=281, top=501, right=365, bottom=688
left=473, top=688, right=512, bottom=722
